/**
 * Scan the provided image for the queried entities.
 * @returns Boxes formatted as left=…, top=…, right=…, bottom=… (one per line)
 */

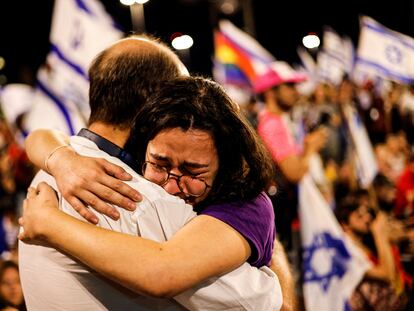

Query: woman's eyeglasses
left=142, top=161, right=211, bottom=197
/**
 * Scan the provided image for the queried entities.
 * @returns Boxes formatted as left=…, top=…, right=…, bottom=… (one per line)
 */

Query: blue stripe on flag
left=74, top=0, right=122, bottom=31
left=50, top=44, right=89, bottom=81
left=75, top=0, right=94, bottom=16
left=19, top=126, right=29, bottom=138
left=37, top=81, right=76, bottom=135
left=362, top=19, right=414, bottom=50
left=356, top=57, right=414, bottom=84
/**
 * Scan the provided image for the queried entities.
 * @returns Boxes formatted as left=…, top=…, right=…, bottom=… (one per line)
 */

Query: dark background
left=1, top=0, right=414, bottom=85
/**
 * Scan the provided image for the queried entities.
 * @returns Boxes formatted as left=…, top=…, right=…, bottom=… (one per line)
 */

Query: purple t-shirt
left=200, top=192, right=275, bottom=267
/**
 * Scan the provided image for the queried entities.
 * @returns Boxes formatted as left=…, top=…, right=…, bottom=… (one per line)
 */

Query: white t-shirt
left=19, top=135, right=282, bottom=310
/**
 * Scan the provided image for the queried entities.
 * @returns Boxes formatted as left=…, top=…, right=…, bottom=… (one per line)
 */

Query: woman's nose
left=162, top=177, right=182, bottom=195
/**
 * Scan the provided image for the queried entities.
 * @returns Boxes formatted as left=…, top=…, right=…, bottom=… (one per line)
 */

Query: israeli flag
left=299, top=174, right=371, bottom=311
left=24, top=0, right=122, bottom=135
left=0, top=84, right=34, bottom=145
left=342, top=36, right=355, bottom=75
left=323, top=28, right=355, bottom=75
left=317, top=50, right=345, bottom=85
left=297, top=47, right=316, bottom=77
left=355, top=16, right=414, bottom=84
left=342, top=104, right=378, bottom=188
left=323, top=28, right=346, bottom=67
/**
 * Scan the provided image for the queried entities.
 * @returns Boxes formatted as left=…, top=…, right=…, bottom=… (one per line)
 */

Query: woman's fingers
left=66, top=196, right=99, bottom=224
left=94, top=175, right=139, bottom=210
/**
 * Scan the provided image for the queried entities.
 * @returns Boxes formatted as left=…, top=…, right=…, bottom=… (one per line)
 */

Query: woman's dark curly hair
left=125, top=76, right=275, bottom=209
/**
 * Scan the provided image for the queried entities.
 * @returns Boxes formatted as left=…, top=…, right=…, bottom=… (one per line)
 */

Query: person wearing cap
left=256, top=61, right=328, bottom=249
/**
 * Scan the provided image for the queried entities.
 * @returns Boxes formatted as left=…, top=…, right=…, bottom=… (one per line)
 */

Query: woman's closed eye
left=179, top=166, right=209, bottom=179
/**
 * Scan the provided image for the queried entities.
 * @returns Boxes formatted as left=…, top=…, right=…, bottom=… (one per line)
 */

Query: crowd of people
left=240, top=75, right=414, bottom=310
left=0, top=34, right=413, bottom=310
left=0, top=117, right=32, bottom=310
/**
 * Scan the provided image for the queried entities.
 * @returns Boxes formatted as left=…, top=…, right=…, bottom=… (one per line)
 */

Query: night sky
left=1, top=0, right=414, bottom=85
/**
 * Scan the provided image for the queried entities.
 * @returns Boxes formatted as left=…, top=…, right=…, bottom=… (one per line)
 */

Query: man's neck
left=266, top=101, right=285, bottom=115
left=264, top=96, right=285, bottom=115
left=88, top=122, right=130, bottom=148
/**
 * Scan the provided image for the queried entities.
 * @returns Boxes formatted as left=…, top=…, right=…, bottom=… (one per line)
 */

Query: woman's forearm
left=25, top=129, right=70, bottom=171
left=36, top=210, right=249, bottom=298
left=41, top=209, right=186, bottom=297
left=270, top=239, right=296, bottom=311
left=371, top=229, right=397, bottom=284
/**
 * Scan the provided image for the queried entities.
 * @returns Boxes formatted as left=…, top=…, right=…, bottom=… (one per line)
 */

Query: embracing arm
left=24, top=129, right=141, bottom=223
left=20, top=183, right=251, bottom=298
left=25, top=129, right=70, bottom=172
left=270, top=239, right=297, bottom=311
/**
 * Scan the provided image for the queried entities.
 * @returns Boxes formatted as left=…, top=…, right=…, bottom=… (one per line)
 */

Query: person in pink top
left=257, top=76, right=327, bottom=250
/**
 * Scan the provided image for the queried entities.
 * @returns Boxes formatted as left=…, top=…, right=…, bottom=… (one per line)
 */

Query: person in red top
left=335, top=193, right=410, bottom=311
left=395, top=152, right=414, bottom=218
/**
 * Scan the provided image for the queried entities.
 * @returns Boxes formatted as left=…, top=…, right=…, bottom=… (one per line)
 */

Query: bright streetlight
left=120, top=0, right=135, bottom=5
left=172, top=35, right=194, bottom=50
left=120, top=0, right=149, bottom=5
left=120, top=0, right=150, bottom=32
left=302, top=33, right=320, bottom=49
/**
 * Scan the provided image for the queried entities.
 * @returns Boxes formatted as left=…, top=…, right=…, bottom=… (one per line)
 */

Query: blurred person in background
left=306, top=82, right=344, bottom=165
left=257, top=78, right=328, bottom=250
left=0, top=117, right=33, bottom=261
left=373, top=174, right=414, bottom=279
left=399, top=83, right=414, bottom=144
left=375, top=133, right=407, bottom=183
left=0, top=261, right=25, bottom=311
left=335, top=193, right=411, bottom=311
left=395, top=151, right=414, bottom=219
left=356, top=80, right=388, bottom=145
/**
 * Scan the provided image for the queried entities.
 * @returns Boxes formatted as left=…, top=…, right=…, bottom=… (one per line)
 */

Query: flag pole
left=240, top=0, right=256, bottom=36
left=130, top=3, right=146, bottom=33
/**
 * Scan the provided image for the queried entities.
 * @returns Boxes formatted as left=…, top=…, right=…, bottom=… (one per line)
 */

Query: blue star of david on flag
left=303, top=231, right=351, bottom=292
left=355, top=16, right=414, bottom=84
left=71, top=19, right=84, bottom=50
left=299, top=175, right=371, bottom=311
left=385, top=45, right=402, bottom=64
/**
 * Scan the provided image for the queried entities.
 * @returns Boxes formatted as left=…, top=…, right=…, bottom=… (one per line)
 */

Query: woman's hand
left=18, top=182, right=60, bottom=242
left=47, top=147, right=142, bottom=224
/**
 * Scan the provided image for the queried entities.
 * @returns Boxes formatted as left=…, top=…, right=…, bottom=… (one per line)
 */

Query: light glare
left=172, top=35, right=194, bottom=50
left=120, top=0, right=135, bottom=5
left=302, top=34, right=320, bottom=49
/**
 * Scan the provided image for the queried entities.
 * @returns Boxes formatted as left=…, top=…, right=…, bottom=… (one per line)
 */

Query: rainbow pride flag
left=214, top=20, right=306, bottom=93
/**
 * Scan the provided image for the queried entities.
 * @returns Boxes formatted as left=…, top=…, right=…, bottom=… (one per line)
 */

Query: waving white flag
left=24, top=0, right=122, bottom=135
left=299, top=174, right=371, bottom=311
left=342, top=104, right=378, bottom=188
left=355, top=16, right=414, bottom=84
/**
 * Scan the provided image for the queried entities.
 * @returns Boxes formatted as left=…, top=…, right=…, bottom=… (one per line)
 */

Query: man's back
left=19, top=136, right=193, bottom=310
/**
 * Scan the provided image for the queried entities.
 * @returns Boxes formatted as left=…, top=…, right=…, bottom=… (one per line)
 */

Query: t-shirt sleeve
left=258, top=114, right=298, bottom=162
left=200, top=193, right=275, bottom=267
